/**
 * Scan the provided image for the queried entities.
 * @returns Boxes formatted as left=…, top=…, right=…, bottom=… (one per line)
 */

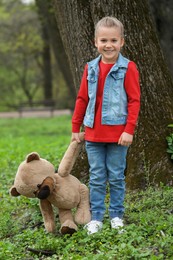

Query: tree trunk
left=41, top=25, right=53, bottom=100
left=149, top=0, right=173, bottom=79
left=52, top=0, right=173, bottom=189
left=34, top=0, right=53, bottom=101
left=35, top=0, right=76, bottom=107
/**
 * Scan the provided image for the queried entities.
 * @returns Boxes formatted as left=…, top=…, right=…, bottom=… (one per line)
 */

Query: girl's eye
left=100, top=39, right=107, bottom=43
left=112, top=39, right=117, bottom=43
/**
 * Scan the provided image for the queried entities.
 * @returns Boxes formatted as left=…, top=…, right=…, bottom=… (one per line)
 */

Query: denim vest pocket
left=110, top=72, right=124, bottom=81
left=110, top=73, right=125, bottom=93
left=87, top=75, right=97, bottom=96
left=87, top=74, right=97, bottom=82
left=84, top=74, right=98, bottom=127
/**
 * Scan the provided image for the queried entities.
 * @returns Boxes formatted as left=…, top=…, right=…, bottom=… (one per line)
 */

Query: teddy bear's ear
left=10, top=186, right=21, bottom=197
left=26, top=152, right=40, bottom=163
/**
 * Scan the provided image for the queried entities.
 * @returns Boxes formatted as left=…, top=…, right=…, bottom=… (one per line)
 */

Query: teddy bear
left=10, top=133, right=91, bottom=235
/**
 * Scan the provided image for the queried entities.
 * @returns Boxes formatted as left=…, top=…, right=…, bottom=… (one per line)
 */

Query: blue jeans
left=85, top=141, right=128, bottom=222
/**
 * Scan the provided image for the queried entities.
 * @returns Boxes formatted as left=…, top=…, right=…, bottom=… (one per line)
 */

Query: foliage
left=0, top=0, right=72, bottom=111
left=166, top=124, right=173, bottom=160
left=0, top=115, right=173, bottom=259
left=0, top=0, right=44, bottom=108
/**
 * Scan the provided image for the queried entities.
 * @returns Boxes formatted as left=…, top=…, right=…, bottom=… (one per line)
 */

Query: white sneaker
left=84, top=220, right=103, bottom=235
left=111, top=217, right=124, bottom=234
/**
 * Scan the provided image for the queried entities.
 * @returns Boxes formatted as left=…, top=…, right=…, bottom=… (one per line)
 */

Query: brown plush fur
left=10, top=133, right=91, bottom=235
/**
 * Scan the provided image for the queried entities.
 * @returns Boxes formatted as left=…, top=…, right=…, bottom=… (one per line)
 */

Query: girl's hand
left=118, top=132, right=133, bottom=146
left=71, top=132, right=81, bottom=143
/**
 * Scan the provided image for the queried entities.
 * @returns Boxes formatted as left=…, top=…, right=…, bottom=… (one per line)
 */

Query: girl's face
left=95, top=26, right=124, bottom=64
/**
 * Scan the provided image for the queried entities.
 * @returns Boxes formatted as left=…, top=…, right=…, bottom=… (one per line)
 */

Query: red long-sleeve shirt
left=72, top=60, right=140, bottom=142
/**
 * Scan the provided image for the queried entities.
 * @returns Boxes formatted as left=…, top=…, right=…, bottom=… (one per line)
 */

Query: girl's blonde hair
left=95, top=16, right=124, bottom=38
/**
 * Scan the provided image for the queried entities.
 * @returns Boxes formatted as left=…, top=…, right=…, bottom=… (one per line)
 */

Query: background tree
left=149, top=0, right=173, bottom=78
left=40, top=20, right=53, bottom=102
left=52, top=0, right=173, bottom=189
left=0, top=0, right=43, bottom=107
left=35, top=0, right=76, bottom=107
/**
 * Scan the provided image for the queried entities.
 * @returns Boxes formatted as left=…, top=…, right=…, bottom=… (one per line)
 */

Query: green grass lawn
left=0, top=116, right=173, bottom=260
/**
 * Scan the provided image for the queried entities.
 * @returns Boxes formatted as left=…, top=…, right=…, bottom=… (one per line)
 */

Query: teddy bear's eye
left=37, top=184, right=41, bottom=188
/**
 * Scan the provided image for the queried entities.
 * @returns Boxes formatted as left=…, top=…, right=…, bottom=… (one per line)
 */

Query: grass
left=0, top=115, right=173, bottom=259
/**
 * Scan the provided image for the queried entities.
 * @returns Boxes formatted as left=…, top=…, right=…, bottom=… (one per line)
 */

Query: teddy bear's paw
left=60, top=220, right=78, bottom=235
left=60, top=226, right=76, bottom=235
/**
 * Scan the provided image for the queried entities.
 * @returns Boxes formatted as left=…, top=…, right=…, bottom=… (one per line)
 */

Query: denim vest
left=83, top=53, right=130, bottom=128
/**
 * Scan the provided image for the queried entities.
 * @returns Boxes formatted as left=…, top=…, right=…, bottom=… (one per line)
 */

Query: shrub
left=166, top=124, right=173, bottom=160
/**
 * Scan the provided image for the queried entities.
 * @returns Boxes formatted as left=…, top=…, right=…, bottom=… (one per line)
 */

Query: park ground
left=0, top=115, right=173, bottom=259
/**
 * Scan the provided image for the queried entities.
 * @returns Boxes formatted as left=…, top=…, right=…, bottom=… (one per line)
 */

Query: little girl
left=71, top=16, right=140, bottom=234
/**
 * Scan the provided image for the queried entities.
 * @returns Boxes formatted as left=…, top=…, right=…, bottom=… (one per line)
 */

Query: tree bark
left=52, top=0, right=173, bottom=189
